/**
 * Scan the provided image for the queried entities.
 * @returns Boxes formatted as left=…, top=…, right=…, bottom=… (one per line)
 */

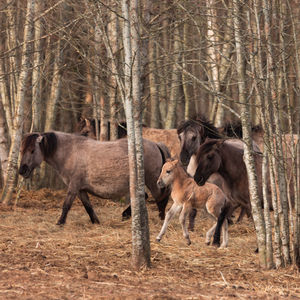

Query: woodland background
left=0, top=0, right=300, bottom=271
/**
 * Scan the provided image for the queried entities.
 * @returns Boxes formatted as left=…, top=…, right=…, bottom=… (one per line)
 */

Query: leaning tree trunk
left=122, top=0, right=151, bottom=269
left=1, top=0, right=35, bottom=205
left=233, top=0, right=267, bottom=269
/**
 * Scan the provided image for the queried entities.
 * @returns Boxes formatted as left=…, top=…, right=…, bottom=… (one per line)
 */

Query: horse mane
left=21, top=132, right=57, bottom=158
left=40, top=132, right=57, bottom=158
left=198, top=139, right=221, bottom=155
left=177, top=114, right=221, bottom=139
left=222, top=120, right=243, bottom=138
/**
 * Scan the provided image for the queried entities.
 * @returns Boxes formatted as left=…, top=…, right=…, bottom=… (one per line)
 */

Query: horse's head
left=177, top=117, right=221, bottom=166
left=157, top=159, right=178, bottom=188
left=77, top=117, right=96, bottom=139
left=177, top=121, right=204, bottom=166
left=19, top=132, right=57, bottom=178
left=193, top=139, right=222, bottom=186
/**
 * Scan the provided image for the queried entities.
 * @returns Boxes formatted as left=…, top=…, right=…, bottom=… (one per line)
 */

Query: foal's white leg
left=179, top=205, right=192, bottom=245
left=220, top=219, right=229, bottom=248
left=156, top=204, right=182, bottom=242
left=205, top=223, right=217, bottom=245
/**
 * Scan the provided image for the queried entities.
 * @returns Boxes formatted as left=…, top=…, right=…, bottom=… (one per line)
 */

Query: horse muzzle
left=157, top=179, right=165, bottom=189
left=194, top=174, right=205, bottom=186
left=18, top=164, right=33, bottom=178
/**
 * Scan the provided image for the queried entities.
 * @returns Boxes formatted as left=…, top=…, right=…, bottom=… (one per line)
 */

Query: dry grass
left=0, top=189, right=299, bottom=299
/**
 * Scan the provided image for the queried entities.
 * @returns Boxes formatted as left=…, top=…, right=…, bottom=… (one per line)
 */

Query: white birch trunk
left=1, top=0, right=35, bottom=204
left=233, top=0, right=267, bottom=268
left=122, top=0, right=150, bottom=269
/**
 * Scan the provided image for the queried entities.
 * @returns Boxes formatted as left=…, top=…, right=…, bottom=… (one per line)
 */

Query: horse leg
left=179, top=204, right=192, bottom=245
left=156, top=194, right=169, bottom=220
left=220, top=218, right=229, bottom=248
left=78, top=191, right=100, bottom=224
left=156, top=204, right=182, bottom=242
left=57, top=190, right=77, bottom=225
left=205, top=223, right=217, bottom=245
left=188, top=208, right=197, bottom=231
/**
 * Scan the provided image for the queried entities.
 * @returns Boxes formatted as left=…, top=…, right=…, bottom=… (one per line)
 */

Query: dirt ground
left=0, top=189, right=299, bottom=300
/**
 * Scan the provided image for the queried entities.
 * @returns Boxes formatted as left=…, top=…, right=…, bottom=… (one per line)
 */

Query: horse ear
left=85, top=118, right=91, bottom=126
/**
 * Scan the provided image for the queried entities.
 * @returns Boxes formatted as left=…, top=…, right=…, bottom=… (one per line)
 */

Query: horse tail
left=155, top=142, right=171, bottom=220
left=156, top=142, right=171, bottom=166
left=212, top=199, right=231, bottom=247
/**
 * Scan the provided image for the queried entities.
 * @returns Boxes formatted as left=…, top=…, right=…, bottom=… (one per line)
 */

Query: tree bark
left=122, top=0, right=151, bottom=269
left=1, top=0, right=35, bottom=205
left=233, top=0, right=267, bottom=268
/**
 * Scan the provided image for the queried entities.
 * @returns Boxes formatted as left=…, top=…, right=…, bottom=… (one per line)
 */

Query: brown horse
left=156, top=159, right=230, bottom=248
left=190, top=138, right=263, bottom=218
left=19, top=131, right=171, bottom=224
left=77, top=118, right=180, bottom=158
left=177, top=116, right=262, bottom=222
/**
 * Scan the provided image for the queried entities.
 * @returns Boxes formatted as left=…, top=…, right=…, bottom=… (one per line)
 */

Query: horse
left=77, top=118, right=180, bottom=158
left=19, top=131, right=171, bottom=225
left=156, top=159, right=230, bottom=248
left=220, top=120, right=299, bottom=208
left=189, top=138, right=263, bottom=219
left=177, top=116, right=262, bottom=222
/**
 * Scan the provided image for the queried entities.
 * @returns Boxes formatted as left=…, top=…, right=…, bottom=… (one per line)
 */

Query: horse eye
left=166, top=170, right=171, bottom=174
left=31, top=149, right=35, bottom=154
left=191, top=136, right=196, bottom=141
left=207, top=154, right=213, bottom=159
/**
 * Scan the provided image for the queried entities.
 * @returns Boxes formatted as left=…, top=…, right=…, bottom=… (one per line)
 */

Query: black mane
left=177, top=115, right=221, bottom=139
left=21, top=132, right=57, bottom=158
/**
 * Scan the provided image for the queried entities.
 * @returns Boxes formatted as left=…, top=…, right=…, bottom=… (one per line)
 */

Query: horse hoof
left=187, top=240, right=191, bottom=246
left=212, top=242, right=220, bottom=248
left=56, top=221, right=65, bottom=226
left=92, top=219, right=100, bottom=224
left=156, top=237, right=161, bottom=243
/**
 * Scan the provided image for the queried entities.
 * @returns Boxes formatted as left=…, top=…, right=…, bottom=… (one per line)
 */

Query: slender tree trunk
left=31, top=0, right=44, bottom=132
left=107, top=5, right=119, bottom=140
left=0, top=101, right=9, bottom=186
left=233, top=0, right=267, bottom=268
left=44, top=38, right=63, bottom=131
left=1, top=0, right=35, bottom=204
left=122, top=0, right=151, bottom=269
left=262, top=0, right=291, bottom=266
left=165, top=25, right=181, bottom=129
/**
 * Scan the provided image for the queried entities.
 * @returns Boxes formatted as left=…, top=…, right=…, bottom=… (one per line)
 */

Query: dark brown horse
left=19, top=131, right=171, bottom=224
left=177, top=116, right=262, bottom=222
left=190, top=138, right=262, bottom=218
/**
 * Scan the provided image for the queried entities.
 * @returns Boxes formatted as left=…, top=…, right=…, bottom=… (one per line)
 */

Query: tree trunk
left=165, top=25, right=181, bottom=129
left=233, top=0, right=267, bottom=268
left=1, top=0, right=35, bottom=205
left=122, top=0, right=151, bottom=269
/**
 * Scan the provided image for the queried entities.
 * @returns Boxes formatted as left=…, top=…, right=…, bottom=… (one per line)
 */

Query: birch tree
left=122, top=0, right=151, bottom=269
left=1, top=0, right=36, bottom=204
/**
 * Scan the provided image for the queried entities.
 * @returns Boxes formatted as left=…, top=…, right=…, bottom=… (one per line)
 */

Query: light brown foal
left=156, top=159, right=230, bottom=248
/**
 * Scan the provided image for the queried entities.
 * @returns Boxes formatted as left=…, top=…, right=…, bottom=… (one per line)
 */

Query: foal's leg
left=220, top=219, right=228, bottom=248
left=78, top=191, right=100, bottom=224
left=156, top=204, right=182, bottom=242
left=188, top=208, right=197, bottom=232
left=205, top=223, right=217, bottom=245
left=179, top=204, right=192, bottom=245
left=57, top=190, right=77, bottom=225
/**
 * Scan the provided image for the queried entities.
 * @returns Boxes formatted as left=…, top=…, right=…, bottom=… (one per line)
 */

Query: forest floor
left=0, top=188, right=299, bottom=299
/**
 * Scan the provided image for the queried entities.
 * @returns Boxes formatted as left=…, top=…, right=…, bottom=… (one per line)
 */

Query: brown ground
left=0, top=189, right=299, bottom=300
